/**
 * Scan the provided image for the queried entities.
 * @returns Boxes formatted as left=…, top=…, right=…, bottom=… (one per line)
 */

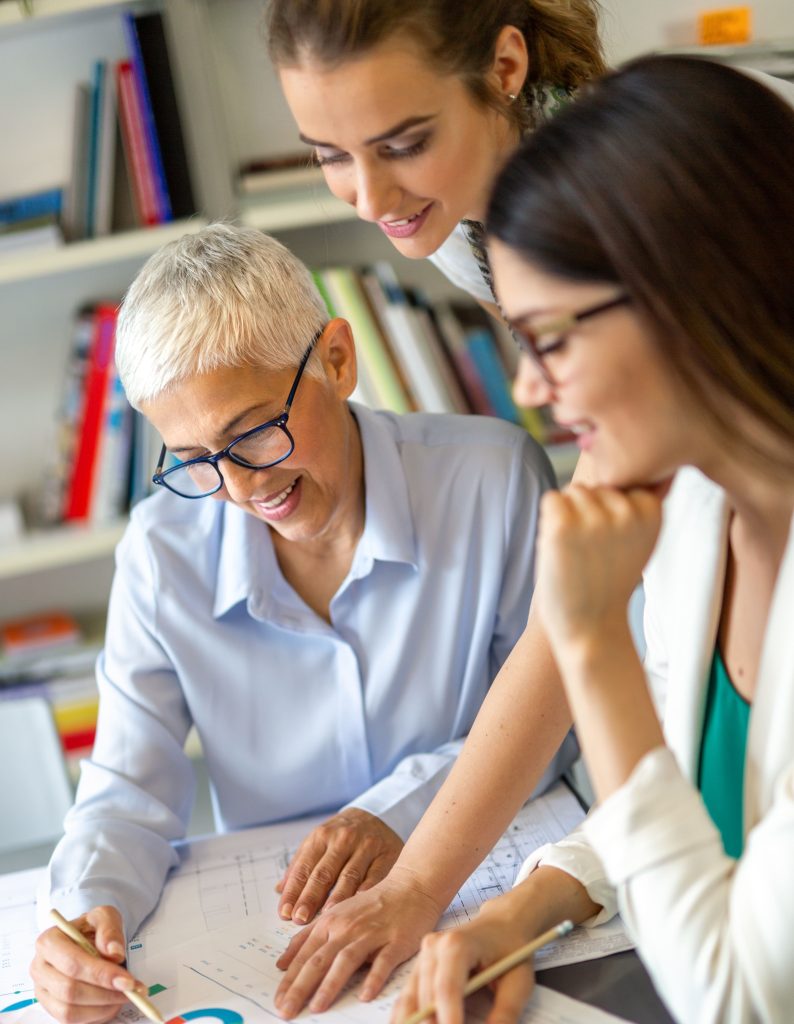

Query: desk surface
left=540, top=952, right=675, bottom=1024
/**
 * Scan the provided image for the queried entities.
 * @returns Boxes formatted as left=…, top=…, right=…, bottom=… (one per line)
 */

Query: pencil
left=49, top=909, right=165, bottom=1024
left=402, top=919, right=574, bottom=1024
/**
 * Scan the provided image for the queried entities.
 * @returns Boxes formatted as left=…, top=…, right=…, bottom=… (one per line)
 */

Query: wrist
left=380, top=863, right=446, bottom=922
left=554, top=618, right=635, bottom=677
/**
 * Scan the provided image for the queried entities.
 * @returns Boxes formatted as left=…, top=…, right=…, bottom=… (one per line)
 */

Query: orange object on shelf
left=0, top=610, right=81, bottom=658
left=699, top=7, right=752, bottom=45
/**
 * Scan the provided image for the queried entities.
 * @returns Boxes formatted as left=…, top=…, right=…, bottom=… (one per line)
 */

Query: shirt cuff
left=514, top=830, right=618, bottom=927
left=345, top=752, right=455, bottom=841
left=582, top=746, right=722, bottom=886
left=37, top=884, right=129, bottom=941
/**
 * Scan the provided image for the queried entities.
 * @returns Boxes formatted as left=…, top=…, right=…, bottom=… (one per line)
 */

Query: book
left=63, top=305, right=118, bottom=522
left=122, top=12, right=173, bottom=223
left=238, top=165, right=325, bottom=195
left=84, top=61, right=104, bottom=238
left=132, top=12, right=196, bottom=219
left=0, top=187, right=62, bottom=229
left=63, top=82, right=91, bottom=242
left=432, top=303, right=495, bottom=416
left=90, top=352, right=134, bottom=524
left=93, top=61, right=118, bottom=237
left=320, top=267, right=411, bottom=413
left=0, top=219, right=62, bottom=255
left=116, top=59, right=160, bottom=226
left=311, top=269, right=379, bottom=409
left=0, top=612, right=81, bottom=661
left=404, top=288, right=469, bottom=414
left=367, top=262, right=458, bottom=413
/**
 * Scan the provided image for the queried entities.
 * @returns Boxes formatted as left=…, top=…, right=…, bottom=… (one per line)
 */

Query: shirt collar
left=212, top=403, right=417, bottom=619
left=352, top=403, right=417, bottom=570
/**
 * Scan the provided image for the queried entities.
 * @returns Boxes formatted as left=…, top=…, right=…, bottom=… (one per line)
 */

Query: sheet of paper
left=132, top=911, right=628, bottom=1024
left=0, top=869, right=45, bottom=1021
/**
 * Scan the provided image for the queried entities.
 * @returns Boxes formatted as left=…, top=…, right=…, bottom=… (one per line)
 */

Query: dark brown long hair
left=266, top=0, right=606, bottom=129
left=487, top=56, right=794, bottom=473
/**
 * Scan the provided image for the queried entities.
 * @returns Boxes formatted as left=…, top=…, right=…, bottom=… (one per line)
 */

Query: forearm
left=555, top=620, right=664, bottom=801
left=390, top=610, right=573, bottom=908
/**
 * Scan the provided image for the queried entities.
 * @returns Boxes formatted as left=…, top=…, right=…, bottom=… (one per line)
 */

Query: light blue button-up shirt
left=47, top=405, right=566, bottom=936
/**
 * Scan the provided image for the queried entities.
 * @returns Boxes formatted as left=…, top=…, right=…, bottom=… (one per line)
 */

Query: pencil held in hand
left=402, top=919, right=574, bottom=1024
left=48, top=909, right=165, bottom=1024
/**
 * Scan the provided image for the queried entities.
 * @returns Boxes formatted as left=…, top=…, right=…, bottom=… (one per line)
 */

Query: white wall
left=599, top=0, right=794, bottom=63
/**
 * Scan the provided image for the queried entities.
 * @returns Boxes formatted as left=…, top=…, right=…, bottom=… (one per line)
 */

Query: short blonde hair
left=116, top=223, right=328, bottom=409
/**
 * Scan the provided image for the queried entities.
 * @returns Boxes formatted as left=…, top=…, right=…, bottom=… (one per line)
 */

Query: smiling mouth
left=258, top=479, right=297, bottom=510
left=384, top=209, right=427, bottom=227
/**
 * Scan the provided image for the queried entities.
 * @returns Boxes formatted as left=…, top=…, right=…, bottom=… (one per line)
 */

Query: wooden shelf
left=0, top=218, right=209, bottom=286
left=0, top=520, right=126, bottom=579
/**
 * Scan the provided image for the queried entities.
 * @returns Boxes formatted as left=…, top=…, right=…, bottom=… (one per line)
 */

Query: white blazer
left=518, top=468, right=794, bottom=1024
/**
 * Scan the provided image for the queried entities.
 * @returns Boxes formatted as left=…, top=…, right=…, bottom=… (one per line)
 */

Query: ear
left=491, top=24, right=529, bottom=100
left=317, top=317, right=358, bottom=400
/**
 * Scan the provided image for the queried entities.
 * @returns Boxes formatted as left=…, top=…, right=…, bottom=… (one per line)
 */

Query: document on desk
left=130, top=909, right=628, bottom=1023
left=0, top=782, right=632, bottom=1024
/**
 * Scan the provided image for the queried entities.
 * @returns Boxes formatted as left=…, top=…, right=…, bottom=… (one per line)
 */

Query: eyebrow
left=505, top=308, right=563, bottom=330
left=167, top=402, right=276, bottom=455
left=298, top=114, right=437, bottom=149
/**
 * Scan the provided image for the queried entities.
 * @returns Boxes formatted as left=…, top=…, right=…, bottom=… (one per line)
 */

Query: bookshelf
left=0, top=0, right=579, bottom=632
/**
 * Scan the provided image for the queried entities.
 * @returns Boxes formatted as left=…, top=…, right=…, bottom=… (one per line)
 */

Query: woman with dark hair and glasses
left=395, top=56, right=794, bottom=1024
left=29, top=223, right=569, bottom=1024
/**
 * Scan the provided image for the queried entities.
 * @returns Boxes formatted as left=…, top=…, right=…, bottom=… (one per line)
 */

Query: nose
left=351, top=160, right=402, bottom=223
left=217, top=459, right=262, bottom=504
left=512, top=354, right=555, bottom=409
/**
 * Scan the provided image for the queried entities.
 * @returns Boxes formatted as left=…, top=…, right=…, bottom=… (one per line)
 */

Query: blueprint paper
left=1, top=783, right=632, bottom=1023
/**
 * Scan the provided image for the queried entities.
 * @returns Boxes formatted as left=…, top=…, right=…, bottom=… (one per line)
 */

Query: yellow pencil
left=402, top=919, right=574, bottom=1024
left=49, top=909, right=164, bottom=1024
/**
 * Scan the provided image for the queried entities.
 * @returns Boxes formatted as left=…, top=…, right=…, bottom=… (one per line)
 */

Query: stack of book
left=0, top=186, right=64, bottom=256
left=63, top=10, right=195, bottom=241
left=0, top=611, right=101, bottom=770
left=315, top=261, right=550, bottom=441
left=37, top=304, right=134, bottom=528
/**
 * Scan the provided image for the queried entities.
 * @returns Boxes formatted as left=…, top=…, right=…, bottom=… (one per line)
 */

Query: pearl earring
left=507, top=92, right=518, bottom=102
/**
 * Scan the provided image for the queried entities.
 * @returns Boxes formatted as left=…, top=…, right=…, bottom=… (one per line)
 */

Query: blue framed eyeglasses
left=152, top=329, right=323, bottom=499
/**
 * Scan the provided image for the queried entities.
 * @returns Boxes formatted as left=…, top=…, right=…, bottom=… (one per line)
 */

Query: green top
left=697, top=647, right=751, bottom=858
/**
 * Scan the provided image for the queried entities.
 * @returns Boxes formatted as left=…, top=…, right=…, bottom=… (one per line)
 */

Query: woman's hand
left=392, top=867, right=601, bottom=1024
left=392, top=891, right=540, bottom=1024
left=30, top=906, right=146, bottom=1024
left=536, top=485, right=663, bottom=659
left=276, top=808, right=404, bottom=924
left=274, top=868, right=443, bottom=1018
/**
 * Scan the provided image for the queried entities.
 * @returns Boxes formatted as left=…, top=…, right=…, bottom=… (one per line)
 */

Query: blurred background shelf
left=0, top=519, right=126, bottom=580
left=0, top=218, right=208, bottom=285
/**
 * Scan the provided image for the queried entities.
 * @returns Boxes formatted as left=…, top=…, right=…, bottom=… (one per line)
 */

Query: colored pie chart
left=167, top=1010, right=243, bottom=1024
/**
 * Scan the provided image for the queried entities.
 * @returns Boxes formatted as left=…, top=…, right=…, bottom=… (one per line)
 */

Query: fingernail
left=108, top=941, right=125, bottom=958
left=293, top=907, right=308, bottom=924
left=113, top=977, right=135, bottom=992
left=280, top=1000, right=296, bottom=1018
left=309, top=998, right=326, bottom=1013
left=280, top=904, right=293, bottom=919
